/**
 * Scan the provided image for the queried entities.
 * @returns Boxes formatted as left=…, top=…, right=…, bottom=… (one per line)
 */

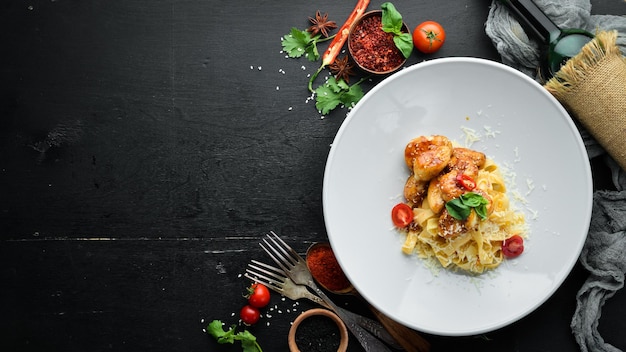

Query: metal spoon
left=306, top=242, right=431, bottom=352
left=497, top=0, right=594, bottom=79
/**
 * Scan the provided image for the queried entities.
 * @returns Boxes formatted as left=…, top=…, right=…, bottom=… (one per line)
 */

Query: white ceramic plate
left=323, top=57, right=592, bottom=336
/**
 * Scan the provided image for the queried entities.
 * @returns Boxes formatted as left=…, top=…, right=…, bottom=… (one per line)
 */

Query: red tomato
left=246, top=283, right=270, bottom=308
left=412, top=21, right=446, bottom=54
left=391, top=203, right=413, bottom=228
left=503, top=235, right=524, bottom=258
left=240, top=305, right=260, bottom=325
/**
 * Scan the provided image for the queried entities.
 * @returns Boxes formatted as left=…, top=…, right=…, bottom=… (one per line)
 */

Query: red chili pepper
left=308, top=0, right=370, bottom=92
left=456, top=173, right=476, bottom=191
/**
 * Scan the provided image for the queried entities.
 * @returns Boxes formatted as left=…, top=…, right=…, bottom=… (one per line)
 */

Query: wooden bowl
left=348, top=10, right=409, bottom=75
left=288, top=308, right=349, bottom=352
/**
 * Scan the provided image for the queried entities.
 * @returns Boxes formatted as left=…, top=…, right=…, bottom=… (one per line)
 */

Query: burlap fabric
left=545, top=30, right=626, bottom=171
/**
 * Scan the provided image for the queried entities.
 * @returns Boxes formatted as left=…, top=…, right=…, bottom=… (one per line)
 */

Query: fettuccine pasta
left=396, top=135, right=527, bottom=274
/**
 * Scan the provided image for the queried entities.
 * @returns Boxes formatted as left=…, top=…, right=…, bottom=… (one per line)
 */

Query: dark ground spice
left=349, top=14, right=405, bottom=73
left=294, top=314, right=341, bottom=352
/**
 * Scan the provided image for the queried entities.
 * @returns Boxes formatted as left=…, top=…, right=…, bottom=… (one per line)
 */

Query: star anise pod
left=329, top=55, right=355, bottom=83
left=307, top=10, right=337, bottom=38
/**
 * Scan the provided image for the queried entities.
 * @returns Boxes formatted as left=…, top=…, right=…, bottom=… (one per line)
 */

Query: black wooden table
left=2, top=0, right=624, bottom=351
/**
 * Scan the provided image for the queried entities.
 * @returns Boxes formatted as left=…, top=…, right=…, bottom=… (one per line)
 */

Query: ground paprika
left=349, top=13, right=405, bottom=73
left=306, top=243, right=351, bottom=292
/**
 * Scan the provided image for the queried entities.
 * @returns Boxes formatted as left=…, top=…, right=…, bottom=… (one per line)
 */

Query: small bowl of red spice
left=348, top=10, right=410, bottom=75
left=306, top=242, right=353, bottom=294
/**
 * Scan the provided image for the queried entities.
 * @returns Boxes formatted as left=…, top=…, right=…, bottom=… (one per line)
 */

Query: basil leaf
left=381, top=2, right=403, bottom=34
left=393, top=33, right=414, bottom=58
left=446, top=198, right=471, bottom=220
left=475, top=204, right=488, bottom=220
left=460, top=192, right=483, bottom=207
left=445, top=192, right=489, bottom=220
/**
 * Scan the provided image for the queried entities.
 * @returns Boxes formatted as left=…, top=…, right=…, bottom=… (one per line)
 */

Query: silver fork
left=260, top=231, right=394, bottom=352
left=244, top=260, right=401, bottom=349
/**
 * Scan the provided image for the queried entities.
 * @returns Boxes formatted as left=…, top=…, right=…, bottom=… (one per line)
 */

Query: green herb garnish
left=281, top=28, right=324, bottom=62
left=207, top=320, right=263, bottom=352
left=381, top=2, right=413, bottom=58
left=445, top=192, right=489, bottom=221
left=314, top=76, right=365, bottom=115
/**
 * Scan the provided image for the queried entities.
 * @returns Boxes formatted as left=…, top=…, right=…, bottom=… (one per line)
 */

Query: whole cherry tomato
left=413, top=21, right=446, bottom=54
left=240, top=305, right=260, bottom=325
left=246, top=283, right=270, bottom=308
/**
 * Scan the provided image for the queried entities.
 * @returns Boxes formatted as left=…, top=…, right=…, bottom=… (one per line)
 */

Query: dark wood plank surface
left=1, top=0, right=624, bottom=351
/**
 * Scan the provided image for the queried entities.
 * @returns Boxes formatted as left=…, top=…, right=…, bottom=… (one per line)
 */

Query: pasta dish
left=392, top=135, right=527, bottom=274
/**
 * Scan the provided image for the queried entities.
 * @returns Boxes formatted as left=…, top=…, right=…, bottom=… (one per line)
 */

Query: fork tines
left=260, top=231, right=302, bottom=270
left=244, top=260, right=286, bottom=291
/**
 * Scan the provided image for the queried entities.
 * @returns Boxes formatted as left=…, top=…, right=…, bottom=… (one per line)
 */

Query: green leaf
left=381, top=2, right=403, bottom=34
left=475, top=203, right=488, bottom=220
left=206, top=320, right=263, bottom=352
left=393, top=33, right=413, bottom=58
left=445, top=198, right=471, bottom=220
left=304, top=41, right=320, bottom=61
left=207, top=320, right=236, bottom=344
left=314, top=77, right=364, bottom=115
left=238, top=330, right=262, bottom=352
left=315, top=82, right=342, bottom=115
left=445, top=192, right=489, bottom=220
left=461, top=192, right=488, bottom=207
left=281, top=28, right=319, bottom=60
left=339, top=83, right=364, bottom=108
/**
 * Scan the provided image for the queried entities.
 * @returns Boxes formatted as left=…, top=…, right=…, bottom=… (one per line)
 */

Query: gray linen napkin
left=485, top=1, right=626, bottom=351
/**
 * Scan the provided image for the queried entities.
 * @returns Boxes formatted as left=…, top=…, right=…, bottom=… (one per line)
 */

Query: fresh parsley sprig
left=207, top=320, right=263, bottom=352
left=445, top=192, right=489, bottom=221
left=314, top=76, right=365, bottom=115
left=281, top=28, right=333, bottom=62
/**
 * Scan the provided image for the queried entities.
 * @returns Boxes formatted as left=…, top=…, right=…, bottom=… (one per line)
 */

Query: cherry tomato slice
left=240, top=305, right=260, bottom=325
left=391, top=203, right=413, bottom=228
left=246, top=283, right=270, bottom=308
left=456, top=173, right=476, bottom=191
left=503, top=235, right=524, bottom=258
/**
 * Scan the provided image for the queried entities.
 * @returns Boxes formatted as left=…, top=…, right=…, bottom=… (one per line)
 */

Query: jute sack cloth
left=545, top=30, right=626, bottom=171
